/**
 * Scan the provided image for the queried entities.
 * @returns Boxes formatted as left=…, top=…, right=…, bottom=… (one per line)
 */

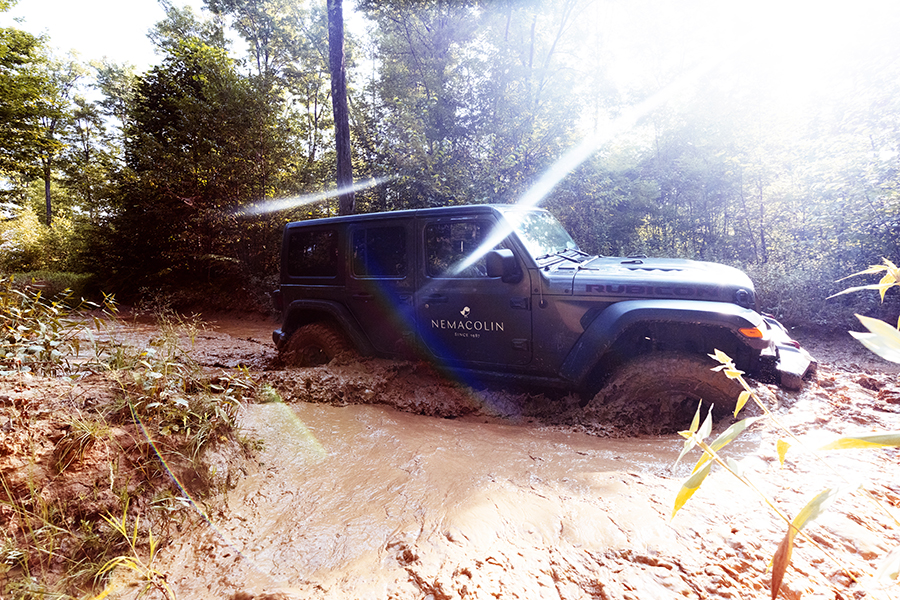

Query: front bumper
left=763, top=316, right=818, bottom=390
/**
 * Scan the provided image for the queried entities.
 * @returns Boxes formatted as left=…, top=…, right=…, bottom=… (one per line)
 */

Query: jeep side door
left=345, top=220, right=417, bottom=356
left=414, top=215, right=532, bottom=366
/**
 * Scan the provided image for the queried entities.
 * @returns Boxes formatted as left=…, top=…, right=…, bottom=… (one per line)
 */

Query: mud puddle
left=156, top=398, right=770, bottom=600
left=159, top=402, right=702, bottom=599
left=79, top=316, right=900, bottom=599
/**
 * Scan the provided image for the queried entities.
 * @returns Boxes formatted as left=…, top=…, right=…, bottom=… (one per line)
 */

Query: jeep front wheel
left=281, top=323, right=355, bottom=367
left=589, top=352, right=744, bottom=434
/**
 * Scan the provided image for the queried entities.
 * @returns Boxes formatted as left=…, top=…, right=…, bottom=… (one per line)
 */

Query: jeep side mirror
left=486, top=249, right=522, bottom=283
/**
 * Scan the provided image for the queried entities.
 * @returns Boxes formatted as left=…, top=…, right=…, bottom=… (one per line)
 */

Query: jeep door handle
left=353, top=293, right=373, bottom=301
left=424, top=294, right=448, bottom=304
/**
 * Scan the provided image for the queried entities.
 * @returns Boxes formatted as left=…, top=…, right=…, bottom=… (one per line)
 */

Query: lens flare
left=236, top=177, right=395, bottom=217
left=453, top=55, right=724, bottom=276
left=126, top=399, right=326, bottom=591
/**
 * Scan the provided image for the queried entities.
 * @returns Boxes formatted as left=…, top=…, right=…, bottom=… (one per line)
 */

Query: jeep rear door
left=345, top=220, right=416, bottom=356
left=414, top=215, right=532, bottom=366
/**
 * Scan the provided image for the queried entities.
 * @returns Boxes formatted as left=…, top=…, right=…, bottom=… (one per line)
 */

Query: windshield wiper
left=536, top=248, right=583, bottom=263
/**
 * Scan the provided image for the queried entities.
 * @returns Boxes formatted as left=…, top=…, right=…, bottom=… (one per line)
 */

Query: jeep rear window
left=352, top=226, right=407, bottom=278
left=287, top=229, right=338, bottom=278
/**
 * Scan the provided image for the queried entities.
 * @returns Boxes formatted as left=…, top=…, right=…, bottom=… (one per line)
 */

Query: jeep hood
left=544, top=256, right=757, bottom=308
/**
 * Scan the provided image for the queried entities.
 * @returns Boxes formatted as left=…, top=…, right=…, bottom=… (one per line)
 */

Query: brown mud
left=3, top=312, right=900, bottom=599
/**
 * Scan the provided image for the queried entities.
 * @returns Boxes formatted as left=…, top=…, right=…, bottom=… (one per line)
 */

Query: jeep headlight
left=734, top=288, right=754, bottom=309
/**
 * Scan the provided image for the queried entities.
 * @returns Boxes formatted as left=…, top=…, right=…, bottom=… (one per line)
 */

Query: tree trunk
left=42, top=158, right=52, bottom=227
left=327, top=0, right=354, bottom=215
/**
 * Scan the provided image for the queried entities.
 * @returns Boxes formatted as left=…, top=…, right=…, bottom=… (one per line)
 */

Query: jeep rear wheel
left=281, top=323, right=356, bottom=367
left=589, top=352, right=744, bottom=434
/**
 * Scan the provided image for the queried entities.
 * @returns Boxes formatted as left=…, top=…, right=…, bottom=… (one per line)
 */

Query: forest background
left=2, top=0, right=899, bottom=329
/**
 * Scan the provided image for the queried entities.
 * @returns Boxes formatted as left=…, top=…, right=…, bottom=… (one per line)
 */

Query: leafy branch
left=671, top=350, right=900, bottom=599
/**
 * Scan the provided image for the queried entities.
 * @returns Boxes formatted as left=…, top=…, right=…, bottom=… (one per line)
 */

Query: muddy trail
left=4, top=313, right=900, bottom=600
left=159, top=315, right=900, bottom=600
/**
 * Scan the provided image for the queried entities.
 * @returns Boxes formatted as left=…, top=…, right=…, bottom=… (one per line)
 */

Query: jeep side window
left=352, top=226, right=407, bottom=278
left=287, top=229, right=338, bottom=278
left=425, top=221, right=492, bottom=278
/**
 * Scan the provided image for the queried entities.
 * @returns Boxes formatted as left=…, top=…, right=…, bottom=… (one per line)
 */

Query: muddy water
left=122, top=319, right=900, bottom=599
left=157, top=401, right=763, bottom=599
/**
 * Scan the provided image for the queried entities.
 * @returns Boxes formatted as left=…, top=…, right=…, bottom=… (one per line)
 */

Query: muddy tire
left=280, top=322, right=356, bottom=367
left=588, top=352, right=744, bottom=434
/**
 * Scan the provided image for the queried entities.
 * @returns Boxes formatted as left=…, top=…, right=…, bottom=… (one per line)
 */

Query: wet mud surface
left=165, top=315, right=900, bottom=600
left=4, top=312, right=900, bottom=599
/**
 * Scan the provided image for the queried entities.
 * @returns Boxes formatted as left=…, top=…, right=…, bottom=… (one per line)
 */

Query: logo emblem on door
left=460, top=306, right=471, bottom=318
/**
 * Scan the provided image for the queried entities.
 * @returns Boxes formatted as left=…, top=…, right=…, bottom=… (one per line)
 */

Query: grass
left=0, top=280, right=264, bottom=598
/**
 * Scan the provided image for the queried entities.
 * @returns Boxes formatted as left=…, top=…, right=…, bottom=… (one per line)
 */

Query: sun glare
left=591, top=0, right=900, bottom=116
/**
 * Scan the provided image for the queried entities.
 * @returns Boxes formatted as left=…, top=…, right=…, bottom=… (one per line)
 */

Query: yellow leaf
left=709, top=349, right=732, bottom=365
left=692, top=416, right=760, bottom=474
left=724, top=368, right=745, bottom=380
left=734, top=390, right=751, bottom=417
left=850, top=315, right=900, bottom=363
left=672, top=461, right=712, bottom=519
left=688, top=399, right=702, bottom=433
left=776, top=439, right=790, bottom=467
left=819, top=432, right=900, bottom=450
left=675, top=401, right=703, bottom=467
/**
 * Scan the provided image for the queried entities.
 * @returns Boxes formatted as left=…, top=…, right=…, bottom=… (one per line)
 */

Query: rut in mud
left=3, top=313, right=900, bottom=600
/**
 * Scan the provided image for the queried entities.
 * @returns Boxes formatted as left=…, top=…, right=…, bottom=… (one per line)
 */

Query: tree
left=109, top=20, right=288, bottom=298
left=35, top=54, right=84, bottom=226
left=59, top=97, right=117, bottom=224
left=354, top=0, right=591, bottom=210
left=327, top=0, right=354, bottom=214
left=0, top=27, right=51, bottom=182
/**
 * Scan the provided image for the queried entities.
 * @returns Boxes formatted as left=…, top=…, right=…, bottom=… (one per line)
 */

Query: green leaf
left=671, top=460, right=712, bottom=519
left=849, top=315, right=900, bottom=363
left=698, top=404, right=713, bottom=442
left=819, top=432, right=900, bottom=450
left=792, top=487, right=848, bottom=532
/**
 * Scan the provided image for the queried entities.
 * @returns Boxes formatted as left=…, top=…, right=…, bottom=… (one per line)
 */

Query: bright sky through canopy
left=0, top=0, right=202, bottom=70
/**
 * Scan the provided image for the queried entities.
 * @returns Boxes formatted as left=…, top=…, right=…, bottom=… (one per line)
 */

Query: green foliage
left=0, top=275, right=83, bottom=376
left=108, top=33, right=286, bottom=298
left=3, top=0, right=900, bottom=324
left=0, top=204, right=85, bottom=273
left=9, top=271, right=95, bottom=300
left=0, top=27, right=54, bottom=179
left=111, top=343, right=252, bottom=461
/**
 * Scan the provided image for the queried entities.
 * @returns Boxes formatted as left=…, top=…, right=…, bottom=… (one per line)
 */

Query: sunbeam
left=235, top=177, right=396, bottom=217
left=451, top=54, right=723, bottom=277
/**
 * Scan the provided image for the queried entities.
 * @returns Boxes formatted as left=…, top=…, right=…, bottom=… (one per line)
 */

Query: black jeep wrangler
left=271, top=204, right=815, bottom=417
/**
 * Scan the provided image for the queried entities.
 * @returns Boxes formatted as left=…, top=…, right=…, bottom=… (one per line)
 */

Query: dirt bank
left=2, top=313, right=899, bottom=600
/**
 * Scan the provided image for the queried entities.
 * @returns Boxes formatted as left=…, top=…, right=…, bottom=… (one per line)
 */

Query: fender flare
left=273, top=299, right=375, bottom=355
left=559, top=299, right=768, bottom=386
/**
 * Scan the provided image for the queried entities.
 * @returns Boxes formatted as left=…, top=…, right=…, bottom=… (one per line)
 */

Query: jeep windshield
left=501, top=209, right=582, bottom=261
